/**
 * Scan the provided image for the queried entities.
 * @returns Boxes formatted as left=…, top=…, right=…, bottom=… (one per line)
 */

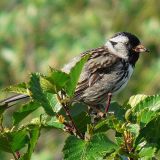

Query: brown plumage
left=63, top=46, right=131, bottom=106
left=0, top=32, right=148, bottom=110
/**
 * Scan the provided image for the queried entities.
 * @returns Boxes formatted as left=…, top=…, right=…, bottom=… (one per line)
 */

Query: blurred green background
left=0, top=0, right=160, bottom=159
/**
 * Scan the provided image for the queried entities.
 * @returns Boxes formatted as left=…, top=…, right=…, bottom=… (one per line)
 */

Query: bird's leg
left=105, top=93, right=112, bottom=113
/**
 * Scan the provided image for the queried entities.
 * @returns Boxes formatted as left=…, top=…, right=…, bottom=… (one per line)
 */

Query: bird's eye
left=125, top=42, right=131, bottom=49
left=125, top=42, right=129, bottom=45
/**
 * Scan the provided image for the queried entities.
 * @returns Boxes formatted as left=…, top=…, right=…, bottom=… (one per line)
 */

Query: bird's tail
left=0, top=94, right=30, bottom=107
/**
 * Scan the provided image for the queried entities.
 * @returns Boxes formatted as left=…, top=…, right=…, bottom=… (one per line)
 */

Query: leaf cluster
left=0, top=56, right=160, bottom=159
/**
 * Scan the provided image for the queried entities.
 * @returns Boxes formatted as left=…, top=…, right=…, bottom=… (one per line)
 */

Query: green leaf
left=63, top=133, right=118, bottom=160
left=3, top=82, right=29, bottom=95
left=54, top=102, right=62, bottom=113
left=46, top=68, right=69, bottom=89
left=127, top=94, right=148, bottom=108
left=94, top=115, right=124, bottom=133
left=136, top=116, right=160, bottom=148
left=65, top=54, right=90, bottom=97
left=0, top=134, right=12, bottom=153
left=126, top=123, right=140, bottom=138
left=109, top=102, right=125, bottom=121
left=10, top=129, right=28, bottom=152
left=132, top=95, right=160, bottom=126
left=70, top=102, right=88, bottom=117
left=66, top=103, right=89, bottom=133
left=134, top=95, right=160, bottom=113
left=105, top=151, right=119, bottom=160
left=0, top=106, right=6, bottom=115
left=138, top=146, right=156, bottom=158
left=115, top=136, right=123, bottom=147
left=56, top=103, right=89, bottom=132
left=94, top=119, right=110, bottom=133
left=135, top=140, right=147, bottom=151
left=73, top=112, right=91, bottom=134
left=0, top=129, right=28, bottom=153
left=40, top=77, right=56, bottom=93
left=136, top=108, right=157, bottom=127
left=45, top=92, right=58, bottom=112
left=29, top=73, right=54, bottom=115
left=42, top=115, right=64, bottom=129
left=22, top=126, right=40, bottom=160
left=13, top=101, right=40, bottom=125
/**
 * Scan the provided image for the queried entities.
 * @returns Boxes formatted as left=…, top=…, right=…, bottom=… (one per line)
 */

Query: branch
left=57, top=93, right=84, bottom=139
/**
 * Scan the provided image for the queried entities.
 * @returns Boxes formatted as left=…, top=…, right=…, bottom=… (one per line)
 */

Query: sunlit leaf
left=136, top=108, right=157, bottom=127
left=65, top=54, right=90, bottom=97
left=22, top=126, right=40, bottom=160
left=138, top=145, right=156, bottom=158
left=29, top=73, right=54, bottom=115
left=63, top=133, right=118, bottom=160
left=126, top=123, right=140, bottom=137
left=3, top=83, right=29, bottom=95
left=40, top=77, right=56, bottom=93
left=42, top=116, right=64, bottom=129
left=134, top=95, right=160, bottom=112
left=127, top=94, right=148, bottom=108
left=13, top=101, right=40, bottom=125
left=46, top=68, right=69, bottom=90
left=0, top=129, right=28, bottom=153
left=45, top=92, right=58, bottom=110
left=131, top=95, right=160, bottom=126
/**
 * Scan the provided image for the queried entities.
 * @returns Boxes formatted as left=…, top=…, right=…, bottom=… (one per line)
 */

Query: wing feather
left=74, top=46, right=119, bottom=100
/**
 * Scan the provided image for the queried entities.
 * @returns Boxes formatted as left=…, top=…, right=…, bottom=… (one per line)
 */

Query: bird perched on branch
left=0, top=32, right=149, bottom=112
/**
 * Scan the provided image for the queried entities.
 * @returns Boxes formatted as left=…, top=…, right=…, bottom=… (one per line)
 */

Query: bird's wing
left=74, top=46, right=120, bottom=99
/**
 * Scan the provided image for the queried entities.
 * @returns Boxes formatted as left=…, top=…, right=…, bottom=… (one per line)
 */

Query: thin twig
left=63, top=104, right=84, bottom=139
left=16, top=151, right=21, bottom=159
left=57, top=93, right=84, bottom=139
left=12, top=152, right=18, bottom=160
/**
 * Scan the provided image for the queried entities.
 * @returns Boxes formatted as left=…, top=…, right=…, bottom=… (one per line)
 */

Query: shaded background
left=0, top=0, right=160, bottom=159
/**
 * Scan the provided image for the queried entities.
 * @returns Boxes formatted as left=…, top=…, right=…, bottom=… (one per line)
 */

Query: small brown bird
left=0, top=32, right=149, bottom=112
left=62, top=32, right=149, bottom=112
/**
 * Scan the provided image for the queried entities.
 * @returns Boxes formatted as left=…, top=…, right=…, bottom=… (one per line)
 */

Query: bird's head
left=106, top=32, right=149, bottom=63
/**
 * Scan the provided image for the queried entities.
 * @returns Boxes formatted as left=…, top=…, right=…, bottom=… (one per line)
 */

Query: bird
left=0, top=32, right=149, bottom=112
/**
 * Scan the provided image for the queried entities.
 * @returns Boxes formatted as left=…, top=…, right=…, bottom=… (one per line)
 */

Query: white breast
left=113, top=65, right=133, bottom=95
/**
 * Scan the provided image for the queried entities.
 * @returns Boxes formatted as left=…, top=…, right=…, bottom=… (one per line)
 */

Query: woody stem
left=57, top=93, right=84, bottom=139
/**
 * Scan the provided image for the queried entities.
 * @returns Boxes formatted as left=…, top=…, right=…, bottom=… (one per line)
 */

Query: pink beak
left=133, top=44, right=149, bottom=53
